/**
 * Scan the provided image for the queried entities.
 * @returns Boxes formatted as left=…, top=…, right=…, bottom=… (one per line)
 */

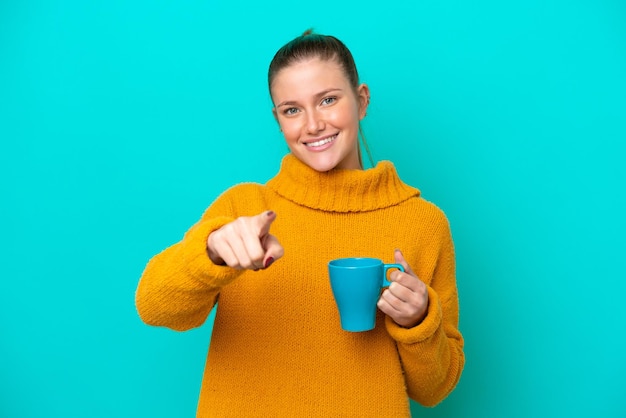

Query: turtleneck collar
left=266, top=154, right=420, bottom=213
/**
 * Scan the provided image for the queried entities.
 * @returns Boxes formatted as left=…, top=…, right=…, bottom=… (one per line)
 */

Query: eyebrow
left=275, top=88, right=343, bottom=108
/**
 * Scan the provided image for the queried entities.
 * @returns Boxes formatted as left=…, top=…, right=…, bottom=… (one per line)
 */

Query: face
left=271, top=58, right=369, bottom=172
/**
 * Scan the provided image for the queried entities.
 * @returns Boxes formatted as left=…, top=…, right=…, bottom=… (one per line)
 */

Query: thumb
left=394, top=248, right=415, bottom=276
left=256, top=210, right=277, bottom=238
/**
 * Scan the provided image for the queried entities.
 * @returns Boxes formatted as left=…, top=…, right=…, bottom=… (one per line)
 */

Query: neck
left=266, top=154, right=420, bottom=212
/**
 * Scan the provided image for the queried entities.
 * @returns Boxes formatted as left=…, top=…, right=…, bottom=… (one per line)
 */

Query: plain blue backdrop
left=1, top=0, right=625, bottom=416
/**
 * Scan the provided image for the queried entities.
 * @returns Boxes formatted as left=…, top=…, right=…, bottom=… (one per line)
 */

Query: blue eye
left=284, top=107, right=299, bottom=116
left=321, top=97, right=336, bottom=106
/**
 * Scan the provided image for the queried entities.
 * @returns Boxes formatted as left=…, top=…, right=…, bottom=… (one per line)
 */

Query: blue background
left=1, top=0, right=625, bottom=416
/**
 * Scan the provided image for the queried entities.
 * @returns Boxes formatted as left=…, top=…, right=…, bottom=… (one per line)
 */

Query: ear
left=357, top=83, right=370, bottom=120
left=272, top=107, right=282, bottom=131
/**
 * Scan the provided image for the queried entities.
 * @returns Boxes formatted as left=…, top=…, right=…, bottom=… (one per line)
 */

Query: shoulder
left=384, top=164, right=448, bottom=221
left=221, top=182, right=267, bottom=196
left=400, top=193, right=452, bottom=234
left=216, top=182, right=270, bottom=202
left=209, top=182, right=272, bottom=215
left=417, top=196, right=449, bottom=221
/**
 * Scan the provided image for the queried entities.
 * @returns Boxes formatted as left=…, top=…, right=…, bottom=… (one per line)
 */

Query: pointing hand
left=207, top=211, right=284, bottom=270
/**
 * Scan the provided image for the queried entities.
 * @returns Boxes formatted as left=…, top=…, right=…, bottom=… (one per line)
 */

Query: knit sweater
left=136, top=154, right=464, bottom=417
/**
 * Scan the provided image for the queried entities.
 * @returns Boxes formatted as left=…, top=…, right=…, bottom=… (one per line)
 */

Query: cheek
left=279, top=120, right=301, bottom=143
left=332, top=103, right=361, bottom=126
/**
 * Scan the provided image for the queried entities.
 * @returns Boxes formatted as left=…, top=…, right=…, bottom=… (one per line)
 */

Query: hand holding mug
left=329, top=257, right=405, bottom=332
left=377, top=249, right=429, bottom=328
left=207, top=210, right=284, bottom=270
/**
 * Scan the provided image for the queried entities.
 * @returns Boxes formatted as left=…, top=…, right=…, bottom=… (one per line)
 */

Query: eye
left=283, top=107, right=299, bottom=116
left=321, top=96, right=337, bottom=106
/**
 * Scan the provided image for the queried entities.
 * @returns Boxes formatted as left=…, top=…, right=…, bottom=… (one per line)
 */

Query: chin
left=308, top=161, right=338, bottom=172
left=291, top=152, right=337, bottom=172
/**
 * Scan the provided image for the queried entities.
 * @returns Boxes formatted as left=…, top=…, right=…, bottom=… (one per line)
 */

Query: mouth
left=304, top=134, right=338, bottom=148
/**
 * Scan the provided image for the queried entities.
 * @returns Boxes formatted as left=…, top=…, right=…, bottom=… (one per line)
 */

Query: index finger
left=389, top=269, right=423, bottom=292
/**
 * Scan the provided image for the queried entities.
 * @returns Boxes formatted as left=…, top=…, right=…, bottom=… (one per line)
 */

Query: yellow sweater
left=136, top=155, right=464, bottom=417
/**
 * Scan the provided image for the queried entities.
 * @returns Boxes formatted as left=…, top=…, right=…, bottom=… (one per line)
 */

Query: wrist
left=206, top=235, right=226, bottom=266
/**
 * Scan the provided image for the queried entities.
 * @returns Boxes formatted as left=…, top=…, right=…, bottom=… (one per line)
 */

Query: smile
left=305, top=134, right=337, bottom=148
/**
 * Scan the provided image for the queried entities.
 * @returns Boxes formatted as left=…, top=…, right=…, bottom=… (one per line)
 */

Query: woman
left=136, top=30, right=464, bottom=417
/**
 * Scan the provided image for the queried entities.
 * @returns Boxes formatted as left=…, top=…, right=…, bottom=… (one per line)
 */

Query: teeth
left=306, top=135, right=336, bottom=147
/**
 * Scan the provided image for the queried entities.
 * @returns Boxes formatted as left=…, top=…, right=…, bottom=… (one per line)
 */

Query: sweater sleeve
left=384, top=216, right=465, bottom=407
left=135, top=190, right=249, bottom=332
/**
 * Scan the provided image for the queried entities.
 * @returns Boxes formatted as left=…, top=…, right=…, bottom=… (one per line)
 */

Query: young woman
left=136, top=30, right=464, bottom=417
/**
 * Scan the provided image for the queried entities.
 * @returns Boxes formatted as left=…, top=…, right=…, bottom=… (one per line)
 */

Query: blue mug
left=328, top=257, right=405, bottom=332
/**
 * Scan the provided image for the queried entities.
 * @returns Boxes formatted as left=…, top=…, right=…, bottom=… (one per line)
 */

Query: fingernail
left=264, top=257, right=275, bottom=269
left=267, top=211, right=275, bottom=217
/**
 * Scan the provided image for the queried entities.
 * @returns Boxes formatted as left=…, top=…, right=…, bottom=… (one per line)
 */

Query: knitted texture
left=136, top=154, right=464, bottom=417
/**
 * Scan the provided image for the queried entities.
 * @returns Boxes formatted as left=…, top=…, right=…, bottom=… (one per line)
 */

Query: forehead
left=271, top=58, right=350, bottom=100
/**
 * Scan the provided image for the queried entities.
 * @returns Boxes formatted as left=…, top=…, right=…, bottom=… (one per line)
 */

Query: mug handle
left=382, top=264, right=405, bottom=287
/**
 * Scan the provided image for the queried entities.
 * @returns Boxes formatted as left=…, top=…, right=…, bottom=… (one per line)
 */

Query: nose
left=305, top=109, right=325, bottom=134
